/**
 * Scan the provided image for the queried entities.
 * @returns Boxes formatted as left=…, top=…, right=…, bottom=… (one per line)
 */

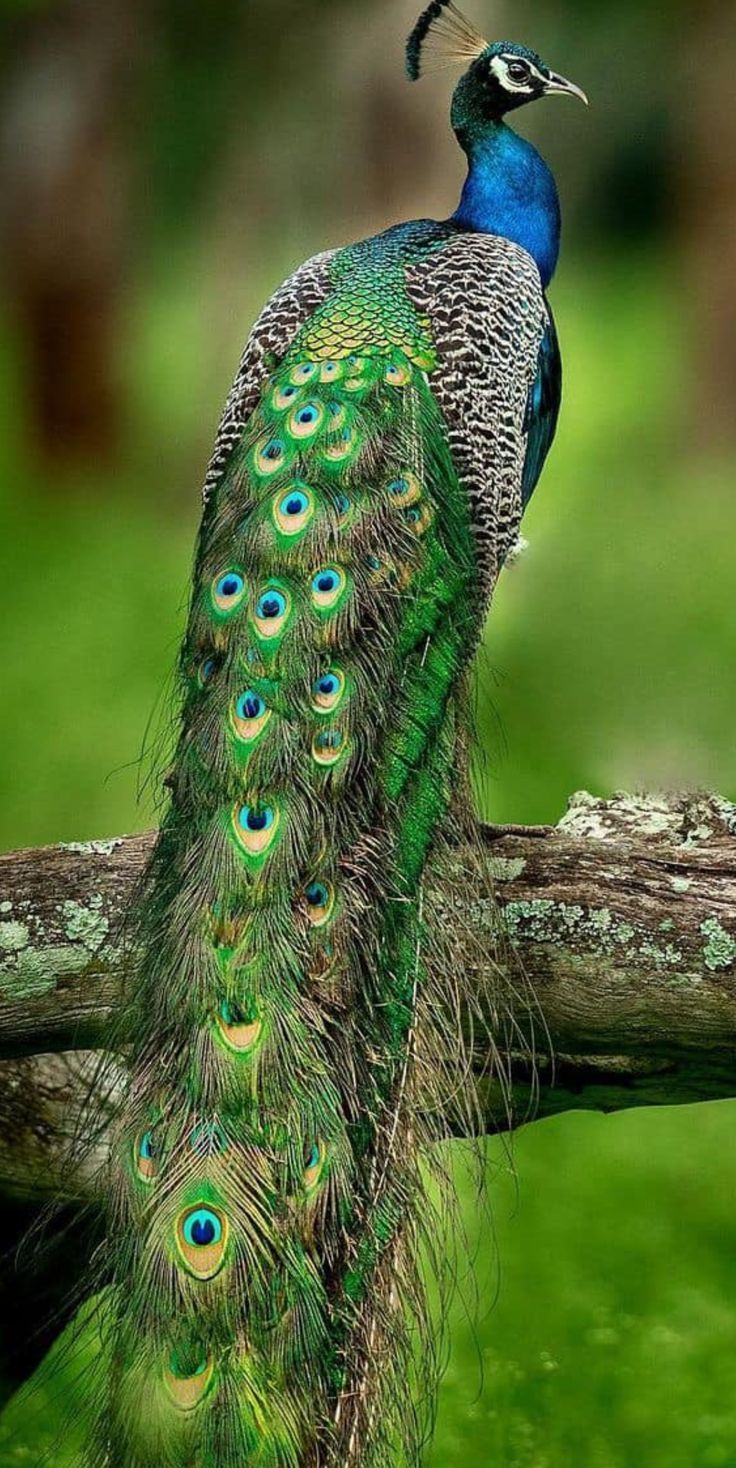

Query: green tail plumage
left=87, top=294, right=495, bottom=1465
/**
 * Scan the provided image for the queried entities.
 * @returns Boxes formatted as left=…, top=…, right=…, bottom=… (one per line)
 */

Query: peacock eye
left=257, top=591, right=286, bottom=620
left=232, top=800, right=280, bottom=860
left=311, top=566, right=347, bottom=612
left=506, top=59, right=531, bottom=82
left=289, top=401, right=325, bottom=439
left=212, top=571, right=246, bottom=614
left=253, top=585, right=291, bottom=638
left=135, top=1129, right=159, bottom=1182
left=220, top=999, right=245, bottom=1025
left=198, top=653, right=221, bottom=687
left=303, top=1140, right=326, bottom=1193
left=282, top=491, right=308, bottom=517
left=236, top=691, right=265, bottom=722
left=304, top=880, right=335, bottom=926
left=182, top=1208, right=223, bottom=1249
left=239, top=805, right=274, bottom=834
left=176, top=1204, right=229, bottom=1279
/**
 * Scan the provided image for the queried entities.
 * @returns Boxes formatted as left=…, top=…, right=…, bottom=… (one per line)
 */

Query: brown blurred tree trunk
left=678, top=0, right=736, bottom=450
left=0, top=0, right=138, bottom=468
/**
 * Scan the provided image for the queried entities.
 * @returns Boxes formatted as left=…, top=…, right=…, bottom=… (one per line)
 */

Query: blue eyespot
left=305, top=1143, right=320, bottom=1171
left=199, top=654, right=219, bottom=686
left=263, top=439, right=284, bottom=462
left=239, top=805, right=274, bottom=834
left=220, top=999, right=246, bottom=1025
left=306, top=882, right=330, bottom=909
left=236, top=691, right=265, bottom=721
left=316, top=674, right=340, bottom=698
left=388, top=478, right=409, bottom=497
left=256, top=590, right=287, bottom=621
left=405, top=507, right=421, bottom=524
left=182, top=1207, right=223, bottom=1249
left=280, top=491, right=309, bottom=518
left=216, top=572, right=244, bottom=600
left=313, top=571, right=338, bottom=596
left=297, top=405, right=319, bottom=426
left=315, top=730, right=343, bottom=752
left=139, top=1131, right=155, bottom=1161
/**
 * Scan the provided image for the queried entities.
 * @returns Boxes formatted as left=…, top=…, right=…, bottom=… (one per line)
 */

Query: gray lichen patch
left=671, top=876, right=692, bottom=894
left=61, top=897, right=109, bottom=952
left=10, top=950, right=57, bottom=999
left=559, top=790, right=682, bottom=843
left=503, top=898, right=684, bottom=969
left=0, top=920, right=30, bottom=953
left=700, top=917, right=736, bottom=973
left=487, top=857, right=527, bottom=882
left=60, top=838, right=124, bottom=858
left=714, top=798, right=736, bottom=837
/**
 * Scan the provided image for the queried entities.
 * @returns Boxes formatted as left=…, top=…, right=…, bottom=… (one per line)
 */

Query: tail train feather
left=85, top=335, right=502, bottom=1466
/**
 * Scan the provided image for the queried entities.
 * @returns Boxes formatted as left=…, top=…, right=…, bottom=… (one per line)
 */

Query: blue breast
left=452, top=125, right=562, bottom=289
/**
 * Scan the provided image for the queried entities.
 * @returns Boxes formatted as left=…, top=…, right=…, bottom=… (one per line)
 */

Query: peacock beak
left=544, top=71, right=589, bottom=106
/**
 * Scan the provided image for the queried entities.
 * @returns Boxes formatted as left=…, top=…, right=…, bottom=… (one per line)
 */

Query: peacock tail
left=85, top=235, right=512, bottom=1468
left=75, top=2, right=578, bottom=1460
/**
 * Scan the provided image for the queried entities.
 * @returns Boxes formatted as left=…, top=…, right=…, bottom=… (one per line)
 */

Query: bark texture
left=1, top=791, right=735, bottom=1200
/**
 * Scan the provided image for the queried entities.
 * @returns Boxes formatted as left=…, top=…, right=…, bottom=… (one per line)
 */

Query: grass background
left=0, top=246, right=734, bottom=1465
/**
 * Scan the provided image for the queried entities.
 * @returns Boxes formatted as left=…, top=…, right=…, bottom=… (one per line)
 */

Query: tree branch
left=1, top=792, right=735, bottom=1199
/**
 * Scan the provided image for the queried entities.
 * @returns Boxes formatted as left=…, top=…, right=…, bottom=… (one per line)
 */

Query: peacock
left=85, top=5, right=586, bottom=1465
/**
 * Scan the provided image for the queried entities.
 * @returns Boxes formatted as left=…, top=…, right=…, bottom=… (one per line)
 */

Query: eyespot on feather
left=334, top=490, right=355, bottom=527
left=365, top=553, right=396, bottom=585
left=175, top=1205, right=228, bottom=1280
left=215, top=999, right=263, bottom=1054
left=326, top=400, right=348, bottom=432
left=384, top=360, right=413, bottom=387
left=231, top=689, right=271, bottom=742
left=303, top=1140, right=327, bottom=1195
left=163, top=1350, right=215, bottom=1412
left=253, top=585, right=291, bottom=640
left=289, top=361, right=319, bottom=387
left=273, top=485, right=315, bottom=537
left=253, top=435, right=289, bottom=478
left=312, top=728, right=347, bottom=767
left=288, top=400, right=325, bottom=440
left=404, top=502, right=434, bottom=536
left=134, top=1130, right=158, bottom=1184
left=386, top=472, right=422, bottom=508
left=311, top=668, right=346, bottom=714
left=311, top=566, right=347, bottom=613
left=212, top=570, right=247, bottom=616
left=322, top=425, right=359, bottom=465
left=319, top=360, right=344, bottom=383
left=271, top=381, right=301, bottom=412
left=232, top=802, right=280, bottom=857
left=303, top=880, right=335, bottom=927
left=198, top=652, right=222, bottom=688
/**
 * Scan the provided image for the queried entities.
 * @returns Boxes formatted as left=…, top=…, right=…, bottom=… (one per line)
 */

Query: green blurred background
left=0, top=0, right=734, bottom=1462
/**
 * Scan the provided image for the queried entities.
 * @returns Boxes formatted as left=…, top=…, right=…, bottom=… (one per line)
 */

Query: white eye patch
left=491, top=54, right=546, bottom=93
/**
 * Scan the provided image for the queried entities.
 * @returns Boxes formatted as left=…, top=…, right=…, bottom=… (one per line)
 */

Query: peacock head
left=407, top=4, right=587, bottom=127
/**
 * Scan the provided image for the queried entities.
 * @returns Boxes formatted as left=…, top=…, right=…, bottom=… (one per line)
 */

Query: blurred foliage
left=0, top=0, right=734, bottom=1463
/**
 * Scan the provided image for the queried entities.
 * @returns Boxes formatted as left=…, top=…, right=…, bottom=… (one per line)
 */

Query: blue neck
left=452, top=122, right=561, bottom=289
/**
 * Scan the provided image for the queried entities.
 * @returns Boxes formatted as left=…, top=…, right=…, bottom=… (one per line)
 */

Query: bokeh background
left=0, top=0, right=735, bottom=1463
